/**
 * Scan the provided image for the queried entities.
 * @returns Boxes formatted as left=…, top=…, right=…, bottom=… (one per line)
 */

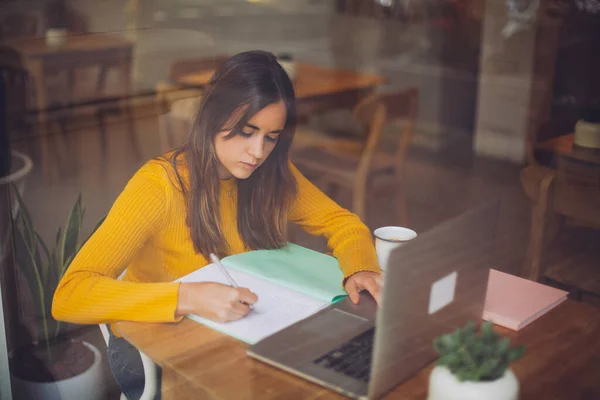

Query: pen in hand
left=209, top=253, right=254, bottom=309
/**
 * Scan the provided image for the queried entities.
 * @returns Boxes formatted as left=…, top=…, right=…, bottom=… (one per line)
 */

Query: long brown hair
left=167, top=51, right=298, bottom=259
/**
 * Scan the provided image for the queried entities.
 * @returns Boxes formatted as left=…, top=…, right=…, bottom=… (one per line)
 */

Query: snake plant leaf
left=59, top=195, right=82, bottom=276
left=34, top=231, right=51, bottom=284
left=55, top=226, right=62, bottom=247
left=13, top=223, right=42, bottom=306
left=11, top=183, right=35, bottom=244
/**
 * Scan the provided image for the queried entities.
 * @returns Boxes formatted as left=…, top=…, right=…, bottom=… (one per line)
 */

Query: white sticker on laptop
left=428, top=271, right=457, bottom=314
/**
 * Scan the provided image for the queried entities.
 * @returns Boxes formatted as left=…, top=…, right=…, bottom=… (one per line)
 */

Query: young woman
left=53, top=50, right=382, bottom=399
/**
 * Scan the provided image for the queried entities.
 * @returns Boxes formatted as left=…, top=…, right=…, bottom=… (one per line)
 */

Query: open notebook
left=483, top=269, right=568, bottom=331
left=177, top=243, right=347, bottom=344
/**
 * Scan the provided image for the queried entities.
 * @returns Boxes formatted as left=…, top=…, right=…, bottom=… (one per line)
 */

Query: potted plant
left=8, top=187, right=107, bottom=400
left=428, top=320, right=525, bottom=400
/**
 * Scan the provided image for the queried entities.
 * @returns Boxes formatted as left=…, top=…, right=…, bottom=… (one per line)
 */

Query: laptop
left=247, top=200, right=500, bottom=399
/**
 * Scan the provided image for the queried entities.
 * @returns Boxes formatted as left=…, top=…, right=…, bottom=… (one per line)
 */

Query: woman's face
left=214, top=100, right=287, bottom=180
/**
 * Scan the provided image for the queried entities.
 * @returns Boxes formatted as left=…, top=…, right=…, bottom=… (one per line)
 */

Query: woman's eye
left=239, top=131, right=253, bottom=138
left=265, top=136, right=278, bottom=143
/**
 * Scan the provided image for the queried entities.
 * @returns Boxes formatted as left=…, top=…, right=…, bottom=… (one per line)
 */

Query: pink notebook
left=483, top=269, right=568, bottom=331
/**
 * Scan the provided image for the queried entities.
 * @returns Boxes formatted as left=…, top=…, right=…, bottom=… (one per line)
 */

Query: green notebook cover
left=221, top=243, right=348, bottom=303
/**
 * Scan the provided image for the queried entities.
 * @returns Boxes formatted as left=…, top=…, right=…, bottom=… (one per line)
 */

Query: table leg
left=119, top=52, right=140, bottom=160
left=28, top=62, right=54, bottom=182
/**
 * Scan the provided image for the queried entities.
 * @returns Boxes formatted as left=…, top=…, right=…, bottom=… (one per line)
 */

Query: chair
left=0, top=13, right=39, bottom=39
left=291, top=87, right=418, bottom=224
left=157, top=96, right=201, bottom=152
left=520, top=132, right=600, bottom=299
left=155, top=55, right=228, bottom=114
left=99, top=271, right=158, bottom=400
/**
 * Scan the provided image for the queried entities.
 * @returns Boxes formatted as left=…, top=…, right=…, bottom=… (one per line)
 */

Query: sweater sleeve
left=287, top=162, right=381, bottom=278
left=52, top=167, right=182, bottom=325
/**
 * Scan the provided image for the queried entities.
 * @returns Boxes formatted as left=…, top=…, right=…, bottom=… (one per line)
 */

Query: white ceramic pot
left=427, top=365, right=519, bottom=400
left=11, top=341, right=106, bottom=400
left=45, top=28, right=68, bottom=48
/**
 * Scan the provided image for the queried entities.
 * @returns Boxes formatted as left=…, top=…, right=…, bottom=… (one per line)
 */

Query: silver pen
left=209, top=253, right=253, bottom=308
left=210, top=253, right=239, bottom=288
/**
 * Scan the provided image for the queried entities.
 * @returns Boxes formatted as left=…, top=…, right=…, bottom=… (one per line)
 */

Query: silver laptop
left=247, top=200, right=500, bottom=399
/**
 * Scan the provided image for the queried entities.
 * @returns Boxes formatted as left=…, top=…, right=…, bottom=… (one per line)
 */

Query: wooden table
left=0, top=33, right=134, bottom=179
left=537, top=133, right=600, bottom=165
left=176, top=63, right=386, bottom=118
left=117, top=300, right=600, bottom=400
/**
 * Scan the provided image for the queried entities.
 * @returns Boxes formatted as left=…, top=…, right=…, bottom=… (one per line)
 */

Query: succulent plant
left=433, top=321, right=525, bottom=382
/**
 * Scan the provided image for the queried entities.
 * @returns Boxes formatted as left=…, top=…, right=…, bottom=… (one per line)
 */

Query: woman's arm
left=287, top=162, right=381, bottom=279
left=52, top=167, right=182, bottom=325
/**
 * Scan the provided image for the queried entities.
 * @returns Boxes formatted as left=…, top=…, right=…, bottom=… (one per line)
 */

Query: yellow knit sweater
left=52, top=157, right=380, bottom=333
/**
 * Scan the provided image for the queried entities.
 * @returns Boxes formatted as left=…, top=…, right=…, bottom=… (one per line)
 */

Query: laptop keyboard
left=312, top=327, right=375, bottom=382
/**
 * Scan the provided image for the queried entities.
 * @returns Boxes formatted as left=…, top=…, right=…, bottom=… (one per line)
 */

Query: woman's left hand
left=344, top=271, right=383, bottom=305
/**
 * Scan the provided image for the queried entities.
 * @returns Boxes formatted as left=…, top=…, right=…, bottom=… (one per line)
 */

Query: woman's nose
left=247, top=136, right=264, bottom=160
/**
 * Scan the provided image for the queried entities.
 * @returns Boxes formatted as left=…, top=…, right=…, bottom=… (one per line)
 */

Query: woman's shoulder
left=135, top=151, right=189, bottom=191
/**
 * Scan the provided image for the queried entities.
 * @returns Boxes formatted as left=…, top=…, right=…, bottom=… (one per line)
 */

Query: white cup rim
left=374, top=226, right=417, bottom=243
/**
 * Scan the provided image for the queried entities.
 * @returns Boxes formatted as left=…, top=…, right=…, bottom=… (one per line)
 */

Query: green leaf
left=12, top=225, right=41, bottom=303
left=495, top=337, right=510, bottom=356
left=477, top=358, right=499, bottom=380
left=12, top=223, right=50, bottom=347
left=55, top=226, right=62, bottom=247
left=481, top=321, right=494, bottom=336
left=434, top=333, right=457, bottom=354
left=82, top=214, right=106, bottom=248
left=507, top=345, right=525, bottom=363
left=62, top=253, right=76, bottom=277
left=463, top=320, right=476, bottom=336
left=438, top=353, right=461, bottom=370
left=11, top=183, right=35, bottom=244
left=35, top=232, right=51, bottom=284
left=489, top=360, right=508, bottom=380
left=60, top=196, right=82, bottom=275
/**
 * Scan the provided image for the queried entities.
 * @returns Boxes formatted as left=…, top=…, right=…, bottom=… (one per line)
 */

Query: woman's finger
left=345, top=280, right=360, bottom=304
left=230, top=300, right=251, bottom=317
left=363, top=278, right=381, bottom=305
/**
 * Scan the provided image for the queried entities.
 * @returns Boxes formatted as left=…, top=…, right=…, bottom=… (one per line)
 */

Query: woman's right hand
left=176, top=282, right=258, bottom=323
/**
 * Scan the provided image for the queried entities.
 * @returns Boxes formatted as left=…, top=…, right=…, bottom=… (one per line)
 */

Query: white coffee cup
left=374, top=226, right=417, bottom=271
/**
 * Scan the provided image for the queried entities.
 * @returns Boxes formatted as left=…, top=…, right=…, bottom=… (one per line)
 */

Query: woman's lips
left=240, top=162, right=258, bottom=170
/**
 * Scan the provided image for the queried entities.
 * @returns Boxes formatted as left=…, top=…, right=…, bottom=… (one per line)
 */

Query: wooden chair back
left=554, top=156, right=600, bottom=227
left=0, top=13, right=39, bottom=39
left=168, top=55, right=229, bottom=83
left=0, top=48, right=30, bottom=140
left=353, top=87, right=418, bottom=171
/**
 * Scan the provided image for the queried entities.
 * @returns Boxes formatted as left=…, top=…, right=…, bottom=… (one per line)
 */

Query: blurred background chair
left=291, top=87, right=418, bottom=225
left=520, top=126, right=600, bottom=302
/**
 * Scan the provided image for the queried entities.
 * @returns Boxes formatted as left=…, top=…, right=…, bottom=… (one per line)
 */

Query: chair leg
left=124, top=104, right=140, bottom=160
left=522, top=173, right=555, bottom=281
left=394, top=173, right=409, bottom=227
left=95, top=110, right=108, bottom=163
left=352, top=179, right=367, bottom=222
left=139, top=350, right=159, bottom=400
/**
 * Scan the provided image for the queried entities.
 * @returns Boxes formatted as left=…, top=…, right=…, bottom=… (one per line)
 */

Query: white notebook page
left=178, top=264, right=329, bottom=344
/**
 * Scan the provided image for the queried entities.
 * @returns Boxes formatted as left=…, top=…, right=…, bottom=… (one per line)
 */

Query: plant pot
left=1, top=150, right=33, bottom=260
left=10, top=341, right=106, bottom=400
left=427, top=365, right=519, bottom=400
